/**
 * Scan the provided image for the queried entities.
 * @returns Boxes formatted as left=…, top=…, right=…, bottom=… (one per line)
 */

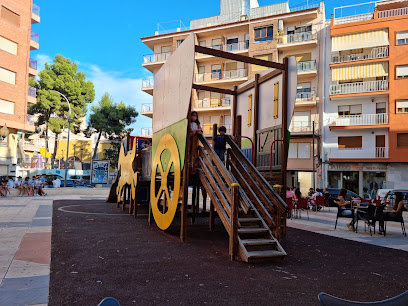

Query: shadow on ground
left=49, top=200, right=408, bottom=306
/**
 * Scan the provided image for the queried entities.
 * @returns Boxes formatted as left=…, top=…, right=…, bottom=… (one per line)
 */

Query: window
left=197, top=66, right=205, bottom=82
left=252, top=54, right=273, bottom=71
left=0, top=36, right=17, bottom=55
left=338, top=136, right=362, bottom=149
left=210, top=92, right=221, bottom=107
left=0, top=98, right=14, bottom=115
left=226, top=37, right=238, bottom=51
left=211, top=64, right=221, bottom=79
left=396, top=65, right=408, bottom=79
left=288, top=143, right=311, bottom=159
left=338, top=105, right=362, bottom=117
left=212, top=38, right=222, bottom=50
left=248, top=94, right=252, bottom=127
left=225, top=62, right=237, bottom=78
left=176, top=39, right=184, bottom=48
left=0, top=67, right=16, bottom=85
left=161, top=45, right=171, bottom=54
left=397, top=133, right=408, bottom=147
left=199, top=40, right=206, bottom=47
left=397, top=100, right=408, bottom=114
left=376, top=102, right=386, bottom=114
left=254, top=25, right=273, bottom=42
left=396, top=31, right=408, bottom=45
left=1, top=6, right=20, bottom=27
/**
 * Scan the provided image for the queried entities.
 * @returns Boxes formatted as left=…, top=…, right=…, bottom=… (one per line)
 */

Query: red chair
left=297, top=197, right=309, bottom=219
left=316, top=196, right=325, bottom=211
left=286, top=197, right=294, bottom=219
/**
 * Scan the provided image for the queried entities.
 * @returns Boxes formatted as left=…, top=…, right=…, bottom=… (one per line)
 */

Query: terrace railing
left=28, top=86, right=37, bottom=98
left=297, top=60, right=316, bottom=71
left=143, top=52, right=172, bottom=63
left=32, top=4, right=40, bottom=16
left=29, top=58, right=37, bottom=70
left=142, top=78, right=154, bottom=88
left=378, top=7, right=408, bottom=19
left=330, top=80, right=388, bottom=95
left=141, top=104, right=153, bottom=112
left=329, top=113, right=388, bottom=126
left=31, top=31, right=39, bottom=43
left=332, top=47, right=388, bottom=63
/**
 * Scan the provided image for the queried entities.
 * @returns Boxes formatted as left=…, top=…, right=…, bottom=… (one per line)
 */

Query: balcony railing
left=141, top=104, right=153, bottom=113
left=278, top=31, right=317, bottom=45
left=224, top=41, right=249, bottom=52
left=195, top=69, right=248, bottom=83
left=297, top=60, right=316, bottom=71
left=329, top=147, right=388, bottom=159
left=142, top=78, right=154, bottom=88
left=27, top=114, right=35, bottom=125
left=330, top=80, right=388, bottom=95
left=141, top=128, right=153, bottom=136
left=290, top=121, right=314, bottom=133
left=333, top=13, right=373, bottom=25
left=28, top=86, right=37, bottom=98
left=378, top=7, right=408, bottom=19
left=31, top=31, right=39, bottom=43
left=32, top=4, right=40, bottom=16
left=332, top=47, right=389, bottom=64
left=296, top=91, right=316, bottom=103
left=143, top=52, right=172, bottom=63
left=29, top=58, right=37, bottom=70
left=195, top=98, right=231, bottom=109
left=329, top=113, right=388, bottom=126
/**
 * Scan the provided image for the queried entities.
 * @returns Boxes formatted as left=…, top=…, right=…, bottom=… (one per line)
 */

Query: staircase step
left=240, top=238, right=276, bottom=246
left=238, top=218, right=261, bottom=223
left=246, top=250, right=285, bottom=259
left=238, top=227, right=268, bottom=234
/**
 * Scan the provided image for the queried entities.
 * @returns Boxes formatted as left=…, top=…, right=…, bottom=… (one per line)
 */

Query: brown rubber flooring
left=50, top=200, right=408, bottom=305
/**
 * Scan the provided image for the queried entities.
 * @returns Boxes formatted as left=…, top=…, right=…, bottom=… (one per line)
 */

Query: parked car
left=376, top=189, right=392, bottom=201
left=327, top=188, right=363, bottom=207
left=59, top=179, right=94, bottom=188
left=383, top=190, right=408, bottom=211
left=68, top=175, right=91, bottom=184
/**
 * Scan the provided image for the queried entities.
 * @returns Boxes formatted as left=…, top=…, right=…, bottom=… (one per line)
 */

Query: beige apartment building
left=140, top=0, right=325, bottom=193
left=0, top=1, right=40, bottom=176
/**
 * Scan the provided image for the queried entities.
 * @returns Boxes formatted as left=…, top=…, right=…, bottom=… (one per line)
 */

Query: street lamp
left=52, top=90, right=72, bottom=187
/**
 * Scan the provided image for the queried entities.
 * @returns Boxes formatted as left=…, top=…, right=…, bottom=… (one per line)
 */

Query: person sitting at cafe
left=334, top=188, right=354, bottom=231
left=377, top=192, right=405, bottom=233
left=308, top=187, right=314, bottom=197
left=286, top=187, right=296, bottom=201
left=310, top=188, right=323, bottom=211
left=323, top=187, right=330, bottom=202
left=295, top=188, right=302, bottom=200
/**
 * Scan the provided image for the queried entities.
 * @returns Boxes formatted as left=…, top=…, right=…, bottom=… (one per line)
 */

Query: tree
left=103, top=142, right=121, bottom=169
left=28, top=55, right=95, bottom=163
left=86, top=93, right=138, bottom=159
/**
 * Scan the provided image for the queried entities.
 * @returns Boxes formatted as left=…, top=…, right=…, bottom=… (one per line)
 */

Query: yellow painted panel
left=274, top=82, right=279, bottom=119
left=248, top=94, right=252, bottom=127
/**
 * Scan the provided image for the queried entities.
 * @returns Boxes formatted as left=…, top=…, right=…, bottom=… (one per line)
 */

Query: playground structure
left=108, top=34, right=298, bottom=262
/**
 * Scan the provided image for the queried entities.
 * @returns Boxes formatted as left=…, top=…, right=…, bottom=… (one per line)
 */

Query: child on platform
left=190, top=111, right=202, bottom=136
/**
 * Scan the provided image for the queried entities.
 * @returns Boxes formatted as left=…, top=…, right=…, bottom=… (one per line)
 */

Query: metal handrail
left=31, top=31, right=39, bottom=43
left=28, top=86, right=37, bottom=98
left=330, top=80, right=388, bottom=95
left=141, top=104, right=153, bottom=112
left=332, top=47, right=389, bottom=64
left=278, top=31, right=317, bottom=44
left=329, top=113, right=388, bottom=126
left=29, top=58, right=37, bottom=70
left=195, top=69, right=248, bottom=82
left=143, top=52, right=172, bottom=63
left=297, top=60, right=316, bottom=71
left=142, top=78, right=154, bottom=88
left=32, top=4, right=40, bottom=16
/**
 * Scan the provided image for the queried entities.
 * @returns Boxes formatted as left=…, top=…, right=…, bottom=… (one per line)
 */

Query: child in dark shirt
left=213, top=126, right=227, bottom=162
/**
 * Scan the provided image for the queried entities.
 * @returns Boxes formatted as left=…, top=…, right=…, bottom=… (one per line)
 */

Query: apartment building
left=323, top=0, right=408, bottom=195
left=140, top=0, right=325, bottom=194
left=0, top=0, right=39, bottom=176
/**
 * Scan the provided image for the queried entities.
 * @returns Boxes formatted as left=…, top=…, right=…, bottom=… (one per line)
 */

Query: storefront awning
left=332, top=62, right=388, bottom=81
left=332, top=29, right=389, bottom=52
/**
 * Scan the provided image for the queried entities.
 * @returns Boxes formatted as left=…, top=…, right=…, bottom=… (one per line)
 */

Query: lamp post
left=52, top=90, right=71, bottom=187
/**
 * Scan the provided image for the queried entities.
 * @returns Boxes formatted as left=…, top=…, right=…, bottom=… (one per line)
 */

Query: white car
left=376, top=189, right=392, bottom=201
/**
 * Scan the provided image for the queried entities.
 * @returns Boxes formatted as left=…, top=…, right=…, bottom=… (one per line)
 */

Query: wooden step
left=240, top=238, right=276, bottom=246
left=238, top=227, right=268, bottom=234
left=238, top=218, right=261, bottom=223
left=246, top=250, right=285, bottom=259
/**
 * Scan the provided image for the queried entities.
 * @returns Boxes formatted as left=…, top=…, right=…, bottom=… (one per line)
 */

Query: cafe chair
left=286, top=197, right=294, bottom=219
left=297, top=197, right=309, bottom=219
left=384, top=215, right=406, bottom=237
left=356, top=204, right=382, bottom=236
left=316, top=196, right=325, bottom=211
left=318, top=290, right=408, bottom=305
left=334, top=204, right=354, bottom=230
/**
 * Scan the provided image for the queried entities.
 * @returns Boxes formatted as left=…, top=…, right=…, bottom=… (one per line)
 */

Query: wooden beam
left=192, top=84, right=236, bottom=96
left=281, top=57, right=289, bottom=200
left=232, top=85, right=238, bottom=137
left=253, top=74, right=259, bottom=166
left=236, top=69, right=282, bottom=95
left=195, top=45, right=285, bottom=70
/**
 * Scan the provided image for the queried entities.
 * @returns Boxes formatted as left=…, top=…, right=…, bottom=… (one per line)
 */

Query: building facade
left=0, top=0, right=40, bottom=175
left=140, top=0, right=325, bottom=195
left=322, top=0, right=408, bottom=196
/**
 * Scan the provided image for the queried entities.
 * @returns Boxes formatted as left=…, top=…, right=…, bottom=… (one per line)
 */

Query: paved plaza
left=0, top=192, right=407, bottom=305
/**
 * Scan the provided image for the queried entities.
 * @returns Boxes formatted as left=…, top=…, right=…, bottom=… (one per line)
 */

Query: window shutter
left=248, top=94, right=252, bottom=127
left=396, top=31, right=408, bottom=40
left=274, top=82, right=279, bottom=119
left=350, top=104, right=362, bottom=114
left=338, top=136, right=362, bottom=149
left=397, top=133, right=408, bottom=147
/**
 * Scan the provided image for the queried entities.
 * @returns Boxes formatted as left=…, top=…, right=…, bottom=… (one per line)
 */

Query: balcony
left=329, top=147, right=389, bottom=160
left=378, top=7, right=408, bottom=19
left=297, top=60, right=317, bottom=77
left=30, top=31, right=39, bottom=50
left=277, top=31, right=317, bottom=50
left=140, top=104, right=153, bottom=118
left=330, top=80, right=388, bottom=96
left=142, top=52, right=172, bottom=72
left=332, top=47, right=389, bottom=64
left=141, top=78, right=154, bottom=95
left=333, top=13, right=373, bottom=25
left=26, top=114, right=35, bottom=126
left=290, top=121, right=317, bottom=134
left=329, top=114, right=388, bottom=129
left=28, top=86, right=37, bottom=104
left=141, top=127, right=153, bottom=136
left=195, top=69, right=248, bottom=85
left=29, top=58, right=38, bottom=76
left=31, top=4, right=40, bottom=23
left=196, top=41, right=249, bottom=61
left=202, top=123, right=232, bottom=136
left=296, top=91, right=316, bottom=106
left=194, top=98, right=231, bottom=111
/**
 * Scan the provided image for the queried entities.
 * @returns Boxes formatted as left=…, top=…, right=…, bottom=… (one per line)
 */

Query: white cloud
left=35, top=54, right=52, bottom=72
left=87, top=65, right=152, bottom=134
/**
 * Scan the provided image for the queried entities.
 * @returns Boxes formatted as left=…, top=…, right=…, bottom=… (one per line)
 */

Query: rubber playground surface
left=49, top=200, right=408, bottom=305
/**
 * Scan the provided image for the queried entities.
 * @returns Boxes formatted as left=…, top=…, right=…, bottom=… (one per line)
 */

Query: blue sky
left=32, top=0, right=375, bottom=134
